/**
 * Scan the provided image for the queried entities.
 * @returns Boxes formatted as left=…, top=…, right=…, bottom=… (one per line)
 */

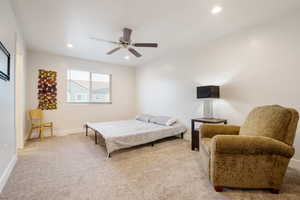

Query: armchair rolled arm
left=211, top=135, right=295, bottom=158
left=201, top=124, right=240, bottom=138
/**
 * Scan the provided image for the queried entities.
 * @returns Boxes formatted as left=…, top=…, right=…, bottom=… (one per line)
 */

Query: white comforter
left=86, top=120, right=186, bottom=154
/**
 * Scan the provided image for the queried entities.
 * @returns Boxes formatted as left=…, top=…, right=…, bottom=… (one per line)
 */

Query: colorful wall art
left=38, top=69, right=57, bottom=110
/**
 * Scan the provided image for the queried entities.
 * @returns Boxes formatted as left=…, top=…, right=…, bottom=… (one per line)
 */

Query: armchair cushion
left=211, top=135, right=294, bottom=158
left=239, top=105, right=293, bottom=143
left=201, top=124, right=240, bottom=138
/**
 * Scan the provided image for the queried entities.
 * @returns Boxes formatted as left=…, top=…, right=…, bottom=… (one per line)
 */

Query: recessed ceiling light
left=124, top=55, right=130, bottom=60
left=211, top=6, right=222, bottom=15
left=67, top=43, right=73, bottom=48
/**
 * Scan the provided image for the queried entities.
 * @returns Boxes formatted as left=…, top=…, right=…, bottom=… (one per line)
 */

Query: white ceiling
left=12, top=0, right=300, bottom=66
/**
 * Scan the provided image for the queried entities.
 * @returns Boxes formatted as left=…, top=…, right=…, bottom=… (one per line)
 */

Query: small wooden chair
left=28, top=109, right=53, bottom=140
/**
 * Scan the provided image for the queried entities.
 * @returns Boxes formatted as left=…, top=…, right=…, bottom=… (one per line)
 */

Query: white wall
left=26, top=51, right=136, bottom=137
left=0, top=0, right=26, bottom=192
left=15, top=34, right=27, bottom=149
left=136, top=12, right=300, bottom=159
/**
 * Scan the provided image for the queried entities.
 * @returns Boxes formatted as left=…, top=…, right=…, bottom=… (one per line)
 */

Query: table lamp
left=197, top=85, right=220, bottom=118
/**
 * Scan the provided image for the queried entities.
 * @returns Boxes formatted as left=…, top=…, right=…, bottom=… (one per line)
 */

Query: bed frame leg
left=181, top=133, right=184, bottom=139
left=151, top=142, right=154, bottom=147
left=95, top=131, right=98, bottom=144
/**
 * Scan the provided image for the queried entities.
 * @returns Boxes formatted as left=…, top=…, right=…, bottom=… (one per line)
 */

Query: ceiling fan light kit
left=90, top=28, right=158, bottom=58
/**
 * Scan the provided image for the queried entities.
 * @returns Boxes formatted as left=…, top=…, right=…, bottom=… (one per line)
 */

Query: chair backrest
left=29, top=109, right=43, bottom=121
left=239, top=105, right=299, bottom=145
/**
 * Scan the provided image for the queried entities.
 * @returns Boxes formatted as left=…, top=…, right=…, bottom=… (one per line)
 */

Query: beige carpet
left=1, top=134, right=300, bottom=200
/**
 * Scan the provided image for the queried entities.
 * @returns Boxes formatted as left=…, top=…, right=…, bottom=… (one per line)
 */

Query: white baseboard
left=27, top=128, right=84, bottom=138
left=55, top=128, right=84, bottom=136
left=0, top=154, right=17, bottom=193
left=289, top=158, right=300, bottom=170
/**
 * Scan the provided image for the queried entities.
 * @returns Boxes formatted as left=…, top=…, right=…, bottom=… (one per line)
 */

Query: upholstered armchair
left=199, top=105, right=299, bottom=193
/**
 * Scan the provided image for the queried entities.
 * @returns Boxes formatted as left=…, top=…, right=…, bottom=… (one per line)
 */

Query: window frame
left=66, top=69, right=112, bottom=104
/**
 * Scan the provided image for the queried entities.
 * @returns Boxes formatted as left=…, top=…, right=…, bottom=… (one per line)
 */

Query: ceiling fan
left=90, top=28, right=158, bottom=58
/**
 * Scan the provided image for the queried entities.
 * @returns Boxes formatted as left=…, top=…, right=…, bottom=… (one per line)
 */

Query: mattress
left=86, top=120, right=186, bottom=154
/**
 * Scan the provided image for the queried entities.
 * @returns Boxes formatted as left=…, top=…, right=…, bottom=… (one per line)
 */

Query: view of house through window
left=67, top=70, right=111, bottom=103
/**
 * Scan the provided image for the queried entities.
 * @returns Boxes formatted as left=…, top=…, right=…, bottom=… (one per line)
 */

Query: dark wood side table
left=191, top=118, right=227, bottom=151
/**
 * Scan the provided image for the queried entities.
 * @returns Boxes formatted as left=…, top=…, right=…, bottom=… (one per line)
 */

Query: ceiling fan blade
left=107, top=47, right=121, bottom=55
left=128, top=47, right=142, bottom=57
left=123, top=28, right=132, bottom=42
left=132, top=43, right=158, bottom=48
left=90, top=37, right=120, bottom=45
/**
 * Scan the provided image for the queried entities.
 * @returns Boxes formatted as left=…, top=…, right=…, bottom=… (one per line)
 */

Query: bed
left=85, top=120, right=186, bottom=157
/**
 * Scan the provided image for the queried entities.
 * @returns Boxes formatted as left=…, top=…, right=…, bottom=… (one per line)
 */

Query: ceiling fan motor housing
left=91, top=27, right=158, bottom=57
left=119, top=37, right=131, bottom=47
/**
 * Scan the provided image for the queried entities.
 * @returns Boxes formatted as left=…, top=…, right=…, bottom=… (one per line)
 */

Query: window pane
left=68, top=70, right=89, bottom=81
left=67, top=70, right=90, bottom=102
left=91, top=73, right=110, bottom=102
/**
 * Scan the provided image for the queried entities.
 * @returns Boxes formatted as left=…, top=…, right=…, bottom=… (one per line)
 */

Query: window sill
left=66, top=102, right=112, bottom=104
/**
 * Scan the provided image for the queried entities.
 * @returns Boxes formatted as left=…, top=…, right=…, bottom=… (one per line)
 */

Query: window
left=67, top=70, right=111, bottom=103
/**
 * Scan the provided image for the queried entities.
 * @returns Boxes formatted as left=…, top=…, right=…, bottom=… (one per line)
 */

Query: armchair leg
left=38, top=127, right=42, bottom=139
left=271, top=189, right=280, bottom=194
left=214, top=186, right=224, bottom=192
left=28, top=127, right=33, bottom=140
left=40, top=127, right=44, bottom=141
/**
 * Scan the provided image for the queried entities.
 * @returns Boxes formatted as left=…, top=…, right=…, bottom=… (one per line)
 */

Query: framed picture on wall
left=0, top=41, right=10, bottom=81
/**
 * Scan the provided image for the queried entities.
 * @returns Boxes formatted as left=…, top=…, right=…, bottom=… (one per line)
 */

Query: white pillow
left=136, top=114, right=153, bottom=122
left=150, top=116, right=177, bottom=126
left=166, top=118, right=177, bottom=126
